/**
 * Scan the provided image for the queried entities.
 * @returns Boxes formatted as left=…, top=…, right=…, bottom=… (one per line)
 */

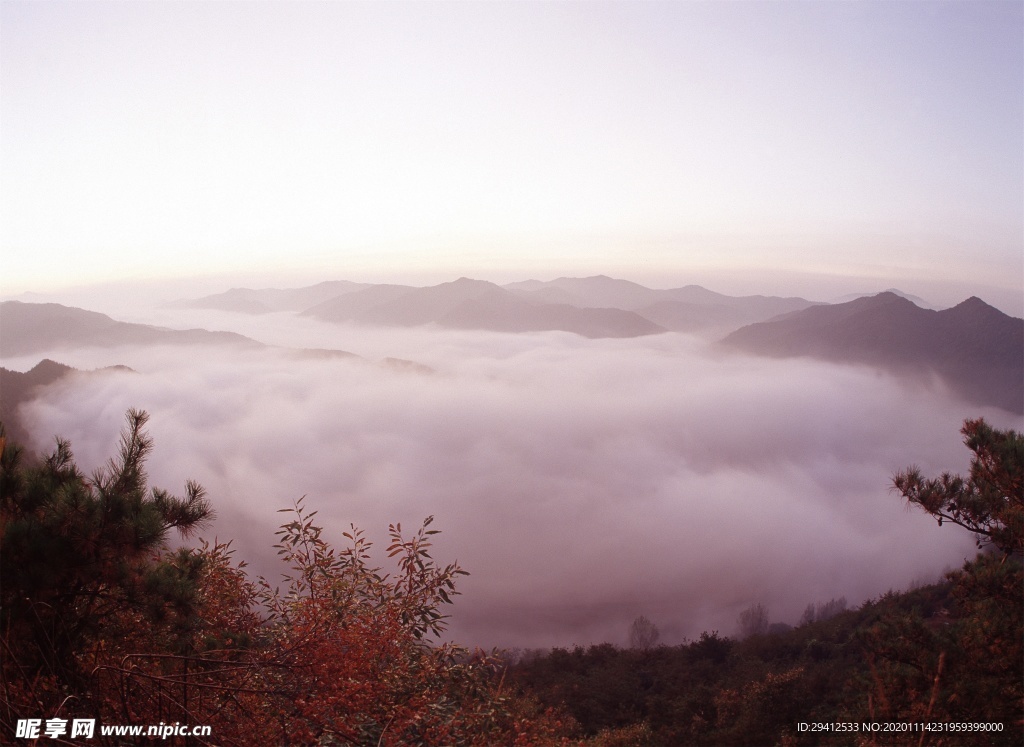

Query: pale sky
left=1, top=0, right=1022, bottom=306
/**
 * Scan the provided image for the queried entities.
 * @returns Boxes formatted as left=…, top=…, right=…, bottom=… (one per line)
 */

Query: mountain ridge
left=723, top=292, right=1024, bottom=413
left=0, top=301, right=262, bottom=357
left=0, top=359, right=135, bottom=447
left=301, top=277, right=666, bottom=338
left=176, top=275, right=827, bottom=337
left=0, top=302, right=445, bottom=379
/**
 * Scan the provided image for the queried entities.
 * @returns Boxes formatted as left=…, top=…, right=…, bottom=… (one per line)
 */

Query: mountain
left=831, top=288, right=933, bottom=308
left=509, top=286, right=586, bottom=306
left=383, top=358, right=436, bottom=375
left=304, top=278, right=665, bottom=338
left=301, top=284, right=419, bottom=322
left=172, top=280, right=371, bottom=314
left=637, top=292, right=818, bottom=335
left=175, top=275, right=816, bottom=337
left=0, top=359, right=75, bottom=445
left=723, top=292, right=1024, bottom=413
left=0, top=302, right=262, bottom=357
left=502, top=276, right=819, bottom=335
left=360, top=278, right=507, bottom=326
left=0, top=301, right=420, bottom=371
left=634, top=300, right=752, bottom=335
left=440, top=295, right=665, bottom=337
left=523, top=275, right=665, bottom=310
left=0, top=359, right=135, bottom=447
left=286, top=348, right=362, bottom=361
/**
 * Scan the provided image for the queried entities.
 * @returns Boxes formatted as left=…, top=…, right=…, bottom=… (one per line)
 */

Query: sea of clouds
left=11, top=306, right=1017, bottom=649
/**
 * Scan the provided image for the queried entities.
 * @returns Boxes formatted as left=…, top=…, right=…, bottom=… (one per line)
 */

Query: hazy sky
left=2, top=0, right=1022, bottom=302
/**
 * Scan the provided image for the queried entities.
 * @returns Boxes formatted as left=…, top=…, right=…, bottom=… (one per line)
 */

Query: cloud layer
left=16, top=314, right=1017, bottom=648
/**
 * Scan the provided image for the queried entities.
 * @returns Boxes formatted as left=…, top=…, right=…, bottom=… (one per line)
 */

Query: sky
left=1, top=0, right=1022, bottom=308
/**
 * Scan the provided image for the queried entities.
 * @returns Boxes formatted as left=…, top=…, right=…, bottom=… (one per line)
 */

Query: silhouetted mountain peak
left=174, top=280, right=371, bottom=314
left=445, top=277, right=501, bottom=291
left=30, top=359, right=74, bottom=378
left=815, top=292, right=920, bottom=322
left=940, top=295, right=1015, bottom=328
left=831, top=289, right=932, bottom=308
left=723, top=292, right=1023, bottom=413
left=554, top=274, right=646, bottom=288
left=953, top=296, right=998, bottom=312
left=0, top=358, right=136, bottom=447
left=859, top=291, right=913, bottom=306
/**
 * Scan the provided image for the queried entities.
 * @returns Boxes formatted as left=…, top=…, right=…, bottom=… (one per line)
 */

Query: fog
left=11, top=309, right=1019, bottom=649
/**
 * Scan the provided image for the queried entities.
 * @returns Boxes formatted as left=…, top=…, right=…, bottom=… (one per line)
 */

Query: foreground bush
left=0, top=412, right=585, bottom=745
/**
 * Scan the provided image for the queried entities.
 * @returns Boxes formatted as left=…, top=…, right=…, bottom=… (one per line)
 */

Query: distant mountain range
left=0, top=301, right=449, bottom=375
left=503, top=276, right=820, bottom=335
left=166, top=280, right=371, bottom=314
left=303, top=278, right=666, bottom=338
left=0, top=301, right=261, bottom=357
left=181, top=275, right=820, bottom=338
left=723, top=292, right=1024, bottom=413
left=0, top=301, right=370, bottom=364
left=0, top=304, right=434, bottom=448
left=172, top=277, right=1024, bottom=412
left=4, top=281, right=1019, bottom=417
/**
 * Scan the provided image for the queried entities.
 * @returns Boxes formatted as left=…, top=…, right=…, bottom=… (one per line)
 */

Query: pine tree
left=864, top=418, right=1024, bottom=740
left=0, top=410, right=212, bottom=711
left=893, top=418, right=1022, bottom=555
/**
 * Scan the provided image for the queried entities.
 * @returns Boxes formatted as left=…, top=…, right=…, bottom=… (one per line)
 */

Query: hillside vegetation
left=0, top=414, right=1019, bottom=745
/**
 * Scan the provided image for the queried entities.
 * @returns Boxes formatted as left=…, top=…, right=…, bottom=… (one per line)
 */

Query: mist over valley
left=3, top=276, right=1019, bottom=649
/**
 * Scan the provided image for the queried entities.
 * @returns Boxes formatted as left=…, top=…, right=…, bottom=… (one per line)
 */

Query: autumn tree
left=1, top=413, right=584, bottom=745
left=94, top=498, right=580, bottom=745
